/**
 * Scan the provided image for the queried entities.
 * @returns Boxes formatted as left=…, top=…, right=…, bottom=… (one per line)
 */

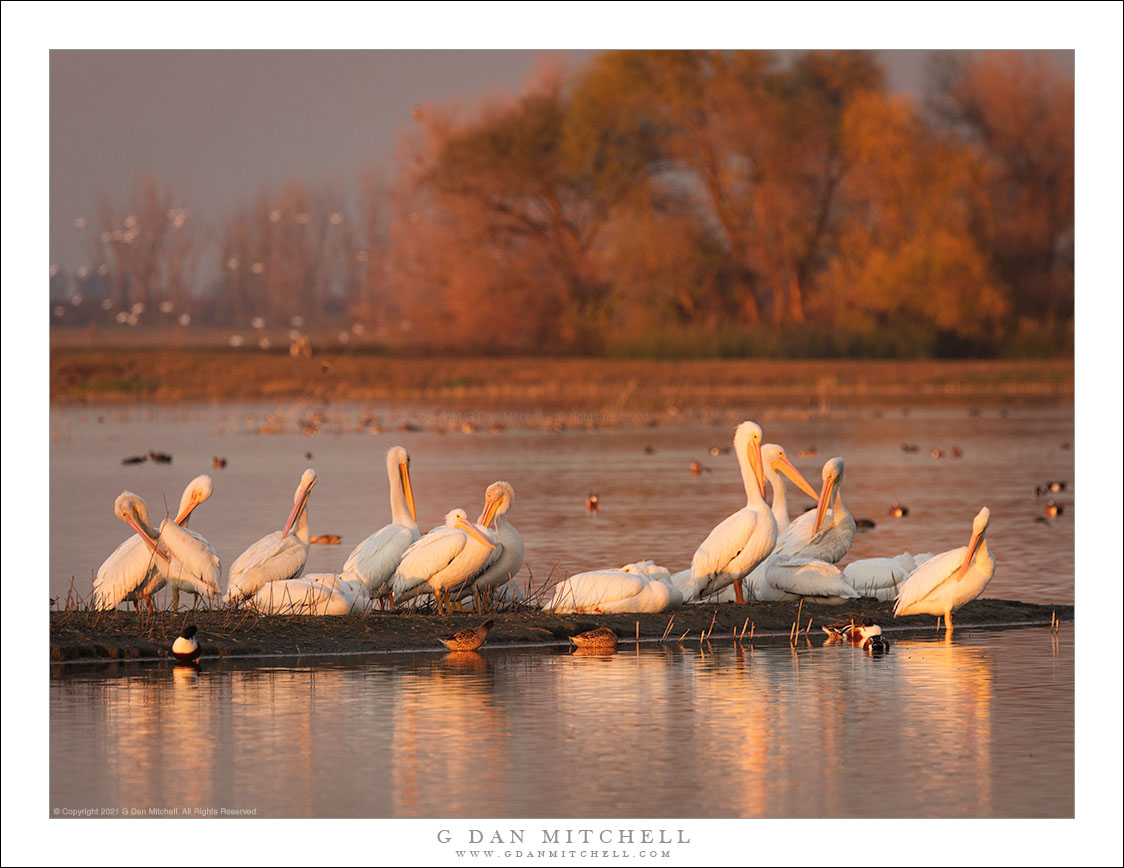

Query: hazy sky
left=47, top=47, right=1075, bottom=273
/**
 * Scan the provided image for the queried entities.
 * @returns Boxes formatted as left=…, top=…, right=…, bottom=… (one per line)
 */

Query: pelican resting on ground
left=248, top=571, right=368, bottom=615
left=342, top=446, right=419, bottom=604
left=894, top=507, right=996, bottom=632
left=391, top=508, right=497, bottom=613
left=753, top=556, right=860, bottom=604
left=677, top=421, right=777, bottom=604
left=548, top=560, right=683, bottom=614
left=224, top=469, right=317, bottom=603
left=843, top=551, right=935, bottom=601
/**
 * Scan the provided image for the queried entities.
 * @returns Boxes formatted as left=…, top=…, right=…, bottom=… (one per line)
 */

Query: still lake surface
left=48, top=400, right=1074, bottom=818
left=50, top=628, right=1072, bottom=818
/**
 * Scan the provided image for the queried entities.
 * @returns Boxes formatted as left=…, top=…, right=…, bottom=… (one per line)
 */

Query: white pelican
left=224, top=469, right=317, bottom=603
left=248, top=571, right=368, bottom=615
left=341, top=446, right=420, bottom=603
left=679, top=421, right=776, bottom=604
left=172, top=625, right=200, bottom=663
left=94, top=491, right=172, bottom=610
left=391, top=508, right=497, bottom=613
left=455, top=481, right=524, bottom=609
left=547, top=560, right=683, bottom=614
left=843, top=552, right=933, bottom=601
left=753, top=556, right=860, bottom=604
left=736, top=443, right=820, bottom=601
left=771, top=456, right=856, bottom=563
left=160, top=475, right=222, bottom=610
left=894, top=507, right=996, bottom=632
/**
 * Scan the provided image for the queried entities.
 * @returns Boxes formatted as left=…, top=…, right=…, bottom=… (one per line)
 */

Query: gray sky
left=47, top=47, right=1074, bottom=274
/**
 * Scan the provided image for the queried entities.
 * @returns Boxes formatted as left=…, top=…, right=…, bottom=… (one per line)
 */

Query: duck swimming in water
left=569, top=626, right=618, bottom=649
left=172, top=625, right=200, bottom=663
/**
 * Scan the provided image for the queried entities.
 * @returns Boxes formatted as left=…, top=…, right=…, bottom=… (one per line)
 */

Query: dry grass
left=51, top=347, right=1073, bottom=412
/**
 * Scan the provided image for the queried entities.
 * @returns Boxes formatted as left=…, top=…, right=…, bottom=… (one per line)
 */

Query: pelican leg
left=734, top=580, right=745, bottom=605
left=944, top=611, right=954, bottom=633
left=172, top=586, right=180, bottom=612
left=145, top=595, right=154, bottom=613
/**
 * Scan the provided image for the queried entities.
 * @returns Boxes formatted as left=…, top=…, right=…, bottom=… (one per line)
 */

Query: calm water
left=49, top=402, right=1074, bottom=604
left=50, top=627, right=1073, bottom=818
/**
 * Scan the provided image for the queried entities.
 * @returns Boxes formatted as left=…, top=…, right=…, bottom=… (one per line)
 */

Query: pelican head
left=175, top=474, right=214, bottom=525
left=114, top=491, right=168, bottom=561
left=813, top=457, right=846, bottom=535
left=282, top=468, right=317, bottom=537
left=445, top=508, right=497, bottom=550
left=478, top=481, right=514, bottom=527
left=734, top=421, right=766, bottom=498
left=386, top=446, right=417, bottom=523
left=954, top=506, right=991, bottom=581
left=762, top=444, right=819, bottom=500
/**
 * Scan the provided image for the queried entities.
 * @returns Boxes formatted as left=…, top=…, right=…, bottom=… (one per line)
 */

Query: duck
left=171, top=625, right=200, bottom=663
left=586, top=494, right=601, bottom=513
left=439, top=619, right=495, bottom=651
left=569, top=626, right=618, bottom=649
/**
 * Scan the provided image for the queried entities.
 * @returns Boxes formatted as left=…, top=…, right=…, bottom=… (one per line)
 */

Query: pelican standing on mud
left=894, top=507, right=996, bottom=632
left=678, top=421, right=776, bottom=604
left=160, top=474, right=222, bottom=610
left=456, top=481, right=523, bottom=609
left=224, top=469, right=317, bottom=603
left=342, top=446, right=419, bottom=604
left=94, top=492, right=172, bottom=610
left=391, top=508, right=497, bottom=613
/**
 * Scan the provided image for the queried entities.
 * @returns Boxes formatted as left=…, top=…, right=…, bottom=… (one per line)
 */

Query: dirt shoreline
left=50, top=599, right=1073, bottom=663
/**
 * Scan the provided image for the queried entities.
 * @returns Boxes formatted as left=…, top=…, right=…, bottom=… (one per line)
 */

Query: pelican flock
left=90, top=424, right=999, bottom=637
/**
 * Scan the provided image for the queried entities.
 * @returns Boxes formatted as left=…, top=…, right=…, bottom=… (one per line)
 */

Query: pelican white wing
left=762, top=557, right=859, bottom=603
left=249, top=572, right=367, bottom=615
left=391, top=526, right=478, bottom=603
left=94, top=536, right=165, bottom=609
left=225, top=531, right=310, bottom=602
left=843, top=552, right=917, bottom=601
left=893, top=548, right=968, bottom=613
left=343, top=523, right=421, bottom=599
left=159, top=520, right=223, bottom=597
left=547, top=567, right=683, bottom=614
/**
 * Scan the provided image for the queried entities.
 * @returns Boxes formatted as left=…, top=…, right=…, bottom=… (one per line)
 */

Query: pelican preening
left=94, top=477, right=221, bottom=611
left=342, top=446, right=420, bottom=603
left=893, top=507, right=996, bottom=631
left=224, top=469, right=317, bottom=603
left=94, top=491, right=172, bottom=610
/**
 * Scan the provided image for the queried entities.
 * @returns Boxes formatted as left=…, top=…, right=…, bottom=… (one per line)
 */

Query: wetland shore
left=50, top=599, right=1072, bottom=662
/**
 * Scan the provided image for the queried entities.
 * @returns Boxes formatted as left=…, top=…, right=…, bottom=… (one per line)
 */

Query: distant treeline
left=50, top=50, right=1073, bottom=358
